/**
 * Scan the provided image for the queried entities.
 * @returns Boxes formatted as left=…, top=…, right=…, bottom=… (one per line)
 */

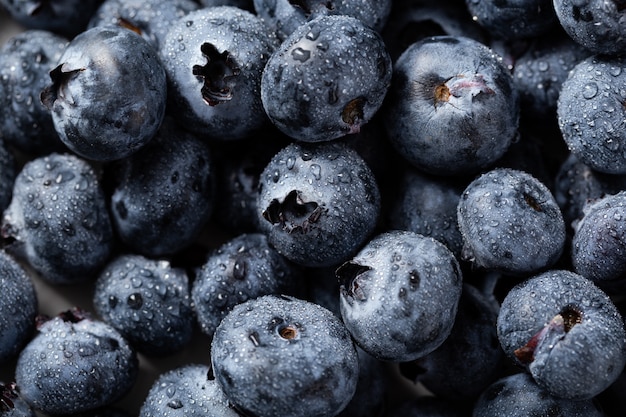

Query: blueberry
left=1, top=153, right=114, bottom=284
left=93, top=254, right=194, bottom=356
left=557, top=54, right=626, bottom=174
left=88, top=0, right=199, bottom=50
left=40, top=25, right=167, bottom=162
left=0, top=29, right=68, bottom=155
left=399, top=284, right=504, bottom=402
left=191, top=232, right=300, bottom=338
left=337, top=230, right=463, bottom=362
left=260, top=14, right=392, bottom=142
left=570, top=191, right=626, bottom=289
left=553, top=0, right=626, bottom=56
left=465, top=0, right=558, bottom=40
left=0, top=381, right=35, bottom=417
left=0, top=0, right=101, bottom=38
left=107, top=117, right=215, bottom=258
left=139, top=364, right=241, bottom=417
left=497, top=269, right=626, bottom=399
left=472, top=372, right=605, bottom=416
left=256, top=141, right=381, bottom=268
left=15, top=309, right=138, bottom=415
left=457, top=168, right=566, bottom=275
left=159, top=6, right=279, bottom=140
left=0, top=250, right=37, bottom=365
left=383, top=36, right=520, bottom=176
left=211, top=294, right=359, bottom=417
left=253, top=0, right=392, bottom=41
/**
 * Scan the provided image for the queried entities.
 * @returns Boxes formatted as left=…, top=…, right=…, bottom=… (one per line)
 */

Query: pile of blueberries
left=1, top=0, right=626, bottom=415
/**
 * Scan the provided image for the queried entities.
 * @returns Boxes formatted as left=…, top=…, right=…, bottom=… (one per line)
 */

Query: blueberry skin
left=15, top=311, right=139, bottom=415
left=465, top=0, right=558, bottom=40
left=260, top=14, right=392, bottom=142
left=0, top=381, right=35, bottom=417
left=555, top=153, right=626, bottom=231
left=387, top=166, right=465, bottom=258
left=108, top=117, right=215, bottom=258
left=383, top=36, right=520, bottom=176
left=557, top=54, right=626, bottom=174
left=139, top=364, right=241, bottom=417
left=41, top=25, right=167, bottom=162
left=93, top=254, right=194, bottom=356
left=571, top=191, right=626, bottom=286
left=191, top=233, right=300, bottom=338
left=472, top=372, right=605, bottom=417
left=0, top=30, right=68, bottom=155
left=88, top=0, right=199, bottom=50
left=553, top=0, right=626, bottom=56
left=497, top=270, right=626, bottom=399
left=1, top=153, right=114, bottom=284
left=253, top=0, right=392, bottom=41
left=160, top=6, right=279, bottom=140
left=211, top=294, right=359, bottom=417
left=337, top=230, right=463, bottom=362
left=0, top=250, right=37, bottom=365
left=256, top=141, right=381, bottom=268
left=457, top=168, right=566, bottom=275
left=0, top=0, right=101, bottom=38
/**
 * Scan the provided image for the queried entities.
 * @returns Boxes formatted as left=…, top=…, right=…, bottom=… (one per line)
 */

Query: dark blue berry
left=1, top=153, right=114, bottom=284
left=41, top=25, right=167, bottom=161
left=211, top=294, right=359, bottom=417
left=337, top=230, right=463, bottom=362
left=256, top=141, right=381, bottom=267
left=260, top=14, right=392, bottom=142
left=93, top=254, right=194, bottom=356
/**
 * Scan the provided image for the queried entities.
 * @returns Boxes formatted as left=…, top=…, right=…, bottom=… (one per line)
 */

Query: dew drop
left=291, top=47, right=311, bottom=63
left=310, top=164, right=321, bottom=180
left=582, top=82, right=598, bottom=99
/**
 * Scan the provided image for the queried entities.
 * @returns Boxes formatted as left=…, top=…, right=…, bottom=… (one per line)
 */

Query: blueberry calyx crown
left=341, top=97, right=366, bottom=134
left=514, top=305, right=583, bottom=364
left=41, top=64, right=85, bottom=109
left=289, top=0, right=334, bottom=17
left=36, top=307, right=92, bottom=330
left=336, top=261, right=372, bottom=301
left=0, top=382, right=18, bottom=412
left=262, top=190, right=325, bottom=233
left=192, top=43, right=241, bottom=106
left=117, top=18, right=143, bottom=36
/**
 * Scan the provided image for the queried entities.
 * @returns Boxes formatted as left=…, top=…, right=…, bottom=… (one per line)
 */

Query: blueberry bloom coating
left=253, top=0, right=392, bottom=41
left=261, top=14, right=392, bottom=142
left=0, top=29, right=68, bottom=155
left=256, top=141, right=381, bottom=267
left=160, top=6, right=279, bottom=140
left=108, top=117, right=215, bottom=257
left=88, top=0, right=199, bottom=50
left=191, top=233, right=299, bottom=338
left=557, top=54, right=626, bottom=174
left=0, top=381, right=35, bottom=417
left=457, top=168, right=566, bottom=275
left=553, top=0, right=626, bottom=56
left=338, top=230, right=463, bottom=362
left=211, top=294, right=359, bottom=417
left=139, top=364, right=241, bottom=417
left=571, top=191, right=626, bottom=286
left=93, top=254, right=194, bottom=356
left=15, top=311, right=138, bottom=415
left=473, top=372, right=605, bottom=417
left=0, top=250, right=37, bottom=365
left=1, top=153, right=114, bottom=284
left=497, top=270, right=626, bottom=399
left=384, top=36, right=519, bottom=176
left=41, top=25, right=167, bottom=162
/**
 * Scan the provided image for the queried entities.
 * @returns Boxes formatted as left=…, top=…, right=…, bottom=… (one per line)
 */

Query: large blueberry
left=211, top=294, right=359, bottom=417
left=41, top=25, right=167, bottom=161
left=384, top=35, right=519, bottom=176
left=497, top=270, right=626, bottom=399
left=1, top=153, right=114, bottom=284
left=15, top=309, right=138, bottom=415
left=457, top=168, right=566, bottom=276
left=160, top=6, right=279, bottom=140
left=261, top=14, right=392, bottom=142
left=337, top=230, right=463, bottom=362
left=256, top=141, right=381, bottom=267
